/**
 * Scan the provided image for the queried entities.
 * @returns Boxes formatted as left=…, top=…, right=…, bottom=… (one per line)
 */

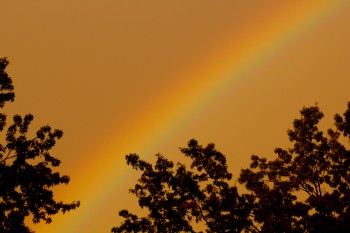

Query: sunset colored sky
left=2, top=1, right=350, bottom=232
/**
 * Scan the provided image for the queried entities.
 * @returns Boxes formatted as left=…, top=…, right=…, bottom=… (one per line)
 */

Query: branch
left=192, top=196, right=211, bottom=230
left=0, top=149, right=14, bottom=164
left=298, top=182, right=313, bottom=197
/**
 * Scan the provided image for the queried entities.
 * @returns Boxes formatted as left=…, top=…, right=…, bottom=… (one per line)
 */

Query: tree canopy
left=113, top=103, right=350, bottom=233
left=0, top=58, right=80, bottom=233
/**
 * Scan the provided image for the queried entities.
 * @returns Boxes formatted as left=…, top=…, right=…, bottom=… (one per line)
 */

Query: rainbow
left=31, top=1, right=349, bottom=232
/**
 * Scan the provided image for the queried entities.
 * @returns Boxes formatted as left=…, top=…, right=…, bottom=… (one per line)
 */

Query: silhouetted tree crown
left=113, top=103, right=350, bottom=233
left=0, top=58, right=80, bottom=233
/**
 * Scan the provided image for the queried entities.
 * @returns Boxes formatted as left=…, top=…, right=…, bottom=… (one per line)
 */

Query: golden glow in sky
left=2, top=1, right=350, bottom=232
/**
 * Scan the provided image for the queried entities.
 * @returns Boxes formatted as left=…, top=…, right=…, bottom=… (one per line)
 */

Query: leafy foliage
left=239, top=105, right=350, bottom=233
left=113, top=140, right=254, bottom=233
left=114, top=103, right=350, bottom=233
left=0, top=58, right=80, bottom=233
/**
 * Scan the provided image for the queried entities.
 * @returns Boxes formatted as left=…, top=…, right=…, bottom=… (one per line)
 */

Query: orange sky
left=2, top=1, right=350, bottom=232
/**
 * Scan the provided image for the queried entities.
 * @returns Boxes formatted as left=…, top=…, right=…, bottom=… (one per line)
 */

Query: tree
left=0, top=58, right=80, bottom=233
left=239, top=105, right=350, bottom=233
left=113, top=140, right=254, bottom=233
left=113, top=103, right=350, bottom=233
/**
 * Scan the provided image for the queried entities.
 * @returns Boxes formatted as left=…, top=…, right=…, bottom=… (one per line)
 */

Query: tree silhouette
left=113, top=141, right=254, bottom=233
left=113, top=103, right=350, bottom=233
left=0, top=58, right=80, bottom=233
left=239, top=104, right=350, bottom=233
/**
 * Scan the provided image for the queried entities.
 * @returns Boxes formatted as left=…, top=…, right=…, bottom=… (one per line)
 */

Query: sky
left=1, top=1, right=350, bottom=232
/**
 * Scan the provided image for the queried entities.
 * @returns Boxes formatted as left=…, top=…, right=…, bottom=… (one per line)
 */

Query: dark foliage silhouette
left=113, top=103, right=350, bottom=233
left=113, top=140, right=254, bottom=233
left=0, top=58, right=80, bottom=233
left=239, top=104, right=350, bottom=232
